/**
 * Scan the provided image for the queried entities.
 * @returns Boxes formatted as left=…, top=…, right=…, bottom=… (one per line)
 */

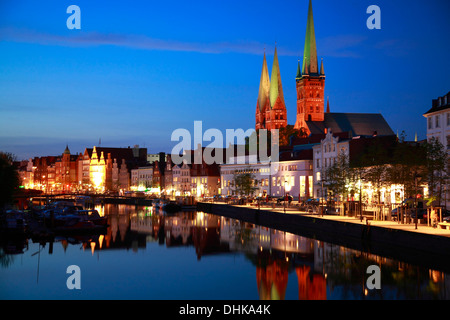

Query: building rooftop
left=306, top=112, right=395, bottom=137
left=423, top=91, right=450, bottom=115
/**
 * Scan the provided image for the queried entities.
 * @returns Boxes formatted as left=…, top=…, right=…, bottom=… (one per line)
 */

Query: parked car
left=391, top=206, right=426, bottom=219
left=276, top=195, right=293, bottom=204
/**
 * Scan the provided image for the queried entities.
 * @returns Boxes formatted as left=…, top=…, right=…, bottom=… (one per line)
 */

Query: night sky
left=1, top=0, right=449, bottom=160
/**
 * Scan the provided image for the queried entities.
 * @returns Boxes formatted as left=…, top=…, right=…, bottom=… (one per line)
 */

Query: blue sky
left=1, top=0, right=449, bottom=160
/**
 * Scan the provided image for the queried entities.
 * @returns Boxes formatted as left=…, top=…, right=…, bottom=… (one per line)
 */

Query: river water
left=1, top=204, right=449, bottom=300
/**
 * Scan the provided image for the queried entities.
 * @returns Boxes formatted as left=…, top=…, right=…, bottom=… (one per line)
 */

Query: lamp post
left=359, top=179, right=363, bottom=223
left=319, top=179, right=324, bottom=217
left=414, top=173, right=419, bottom=230
left=284, top=180, right=287, bottom=213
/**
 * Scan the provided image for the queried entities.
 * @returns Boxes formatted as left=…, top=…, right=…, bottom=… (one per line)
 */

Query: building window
left=447, top=113, right=450, bottom=127
left=428, top=117, right=433, bottom=129
left=436, top=115, right=440, bottom=128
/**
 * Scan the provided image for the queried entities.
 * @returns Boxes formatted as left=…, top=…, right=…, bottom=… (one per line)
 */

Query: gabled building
left=423, top=91, right=450, bottom=151
left=80, top=145, right=147, bottom=192
left=55, top=145, right=79, bottom=192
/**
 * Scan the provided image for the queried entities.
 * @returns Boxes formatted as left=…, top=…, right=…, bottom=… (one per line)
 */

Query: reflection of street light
left=284, top=180, right=288, bottom=213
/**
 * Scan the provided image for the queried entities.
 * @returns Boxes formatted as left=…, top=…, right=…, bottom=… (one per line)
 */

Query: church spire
left=302, top=0, right=318, bottom=75
left=269, top=46, right=285, bottom=109
left=257, top=51, right=271, bottom=112
left=64, top=144, right=70, bottom=155
left=326, top=97, right=330, bottom=113
left=296, top=59, right=302, bottom=80
left=320, top=58, right=325, bottom=76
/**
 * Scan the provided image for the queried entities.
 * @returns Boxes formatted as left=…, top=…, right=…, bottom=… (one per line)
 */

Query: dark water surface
left=1, top=204, right=449, bottom=300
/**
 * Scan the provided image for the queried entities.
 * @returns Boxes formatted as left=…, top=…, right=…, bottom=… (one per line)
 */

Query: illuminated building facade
left=220, top=155, right=313, bottom=199
left=20, top=145, right=147, bottom=193
left=423, top=91, right=450, bottom=208
left=312, top=130, right=404, bottom=205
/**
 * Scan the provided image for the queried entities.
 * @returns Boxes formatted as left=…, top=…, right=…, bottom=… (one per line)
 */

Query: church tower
left=255, top=51, right=271, bottom=130
left=265, top=46, right=288, bottom=130
left=294, top=0, right=325, bottom=133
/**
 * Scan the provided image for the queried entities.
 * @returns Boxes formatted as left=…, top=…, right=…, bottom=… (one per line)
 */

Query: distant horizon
left=1, top=0, right=449, bottom=161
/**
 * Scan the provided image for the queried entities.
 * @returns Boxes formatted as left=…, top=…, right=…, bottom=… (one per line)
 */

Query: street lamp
left=320, top=179, right=324, bottom=217
left=359, top=179, right=363, bottom=222
left=414, top=173, right=421, bottom=230
left=284, top=180, right=291, bottom=213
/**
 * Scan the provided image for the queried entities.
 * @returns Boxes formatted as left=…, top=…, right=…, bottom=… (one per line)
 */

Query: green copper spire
left=257, top=52, right=271, bottom=112
left=296, top=59, right=302, bottom=79
left=64, top=144, right=70, bottom=155
left=269, top=46, right=285, bottom=109
left=302, top=0, right=318, bottom=75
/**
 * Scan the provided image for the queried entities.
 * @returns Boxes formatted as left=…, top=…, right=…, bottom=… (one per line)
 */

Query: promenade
left=198, top=201, right=450, bottom=272
left=240, top=202, right=450, bottom=238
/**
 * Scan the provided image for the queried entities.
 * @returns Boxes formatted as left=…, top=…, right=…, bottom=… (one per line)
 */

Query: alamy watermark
left=367, top=5, right=381, bottom=30
left=66, top=5, right=81, bottom=30
left=66, top=265, right=81, bottom=290
left=171, top=121, right=279, bottom=174
left=366, top=265, right=381, bottom=290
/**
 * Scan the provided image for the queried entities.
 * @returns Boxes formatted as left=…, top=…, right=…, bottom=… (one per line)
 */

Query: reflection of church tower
left=294, top=0, right=325, bottom=134
left=256, top=254, right=289, bottom=300
left=295, top=265, right=327, bottom=300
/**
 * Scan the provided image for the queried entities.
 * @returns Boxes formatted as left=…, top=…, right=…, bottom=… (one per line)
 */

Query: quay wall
left=104, top=197, right=153, bottom=206
left=197, top=202, right=450, bottom=273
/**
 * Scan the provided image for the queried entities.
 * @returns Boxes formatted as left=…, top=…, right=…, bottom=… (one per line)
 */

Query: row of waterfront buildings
left=15, top=87, right=449, bottom=207
left=15, top=0, right=449, bottom=208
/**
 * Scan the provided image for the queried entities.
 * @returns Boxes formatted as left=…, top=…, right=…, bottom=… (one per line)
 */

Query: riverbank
left=197, top=202, right=450, bottom=273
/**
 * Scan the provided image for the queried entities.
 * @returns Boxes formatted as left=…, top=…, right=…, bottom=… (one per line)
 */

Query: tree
left=324, top=151, right=352, bottom=201
left=278, top=125, right=308, bottom=146
left=354, top=137, right=393, bottom=205
left=232, top=171, right=258, bottom=197
left=0, top=152, right=20, bottom=211
left=385, top=133, right=427, bottom=199
left=424, top=137, right=447, bottom=206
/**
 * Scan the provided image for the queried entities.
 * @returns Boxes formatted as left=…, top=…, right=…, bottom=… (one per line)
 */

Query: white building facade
left=220, top=155, right=313, bottom=200
left=423, top=91, right=450, bottom=208
left=130, top=166, right=153, bottom=191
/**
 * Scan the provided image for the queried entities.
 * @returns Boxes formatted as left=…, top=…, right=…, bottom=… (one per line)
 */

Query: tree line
left=323, top=134, right=448, bottom=207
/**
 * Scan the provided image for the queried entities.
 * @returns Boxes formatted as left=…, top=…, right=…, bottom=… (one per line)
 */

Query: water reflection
left=1, top=204, right=449, bottom=300
left=126, top=205, right=450, bottom=300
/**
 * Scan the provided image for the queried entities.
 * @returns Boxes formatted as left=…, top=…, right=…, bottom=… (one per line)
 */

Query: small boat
left=76, top=209, right=108, bottom=226
left=41, top=204, right=107, bottom=231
